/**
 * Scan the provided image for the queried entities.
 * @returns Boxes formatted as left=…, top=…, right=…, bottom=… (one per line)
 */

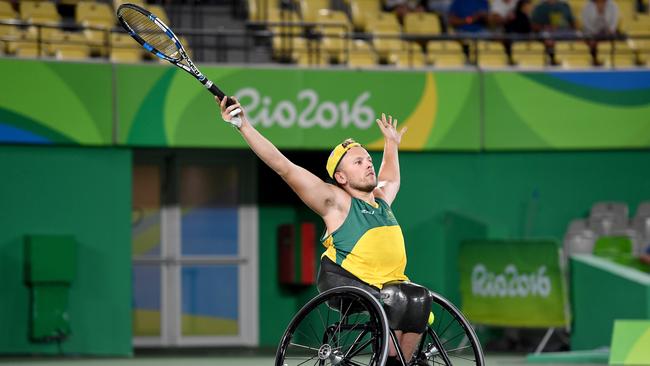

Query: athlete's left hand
left=376, top=113, right=407, bottom=145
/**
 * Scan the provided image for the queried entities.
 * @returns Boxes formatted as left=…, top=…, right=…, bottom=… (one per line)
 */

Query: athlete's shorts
left=317, top=257, right=432, bottom=333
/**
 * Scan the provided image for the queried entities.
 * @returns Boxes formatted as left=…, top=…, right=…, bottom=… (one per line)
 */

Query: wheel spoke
left=289, top=342, right=321, bottom=352
left=345, top=334, right=374, bottom=358
left=441, top=331, right=466, bottom=347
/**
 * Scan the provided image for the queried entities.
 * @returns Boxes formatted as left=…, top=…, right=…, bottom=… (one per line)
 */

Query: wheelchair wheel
left=412, top=292, right=485, bottom=366
left=276, top=286, right=390, bottom=366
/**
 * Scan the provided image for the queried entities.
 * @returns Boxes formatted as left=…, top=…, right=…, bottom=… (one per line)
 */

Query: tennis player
left=217, top=96, right=432, bottom=365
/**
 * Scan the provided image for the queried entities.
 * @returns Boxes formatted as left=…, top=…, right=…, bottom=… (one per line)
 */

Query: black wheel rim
left=278, top=291, right=386, bottom=366
left=415, top=299, right=483, bottom=366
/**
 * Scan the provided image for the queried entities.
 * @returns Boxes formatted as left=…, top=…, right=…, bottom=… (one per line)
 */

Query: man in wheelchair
left=218, top=98, right=434, bottom=365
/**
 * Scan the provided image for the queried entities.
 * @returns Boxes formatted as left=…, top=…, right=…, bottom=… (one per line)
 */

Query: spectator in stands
left=425, top=0, right=453, bottom=32
left=384, top=0, right=425, bottom=24
left=505, top=0, right=533, bottom=34
left=490, top=0, right=518, bottom=29
left=425, top=0, right=452, bottom=15
left=531, top=0, right=576, bottom=32
left=501, top=0, right=533, bottom=63
left=448, top=0, right=490, bottom=33
left=581, top=0, right=619, bottom=66
left=531, top=0, right=576, bottom=65
left=581, top=0, right=619, bottom=36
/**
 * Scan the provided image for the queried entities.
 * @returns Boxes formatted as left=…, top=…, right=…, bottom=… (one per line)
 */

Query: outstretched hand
left=215, top=96, right=246, bottom=128
left=375, top=113, right=407, bottom=145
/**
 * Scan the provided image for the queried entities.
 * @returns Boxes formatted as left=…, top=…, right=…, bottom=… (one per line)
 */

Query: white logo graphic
left=234, top=88, right=375, bottom=129
left=360, top=209, right=375, bottom=215
left=471, top=264, right=551, bottom=298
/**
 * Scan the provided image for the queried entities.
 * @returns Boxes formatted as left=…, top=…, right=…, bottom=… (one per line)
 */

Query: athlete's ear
left=334, top=170, right=347, bottom=185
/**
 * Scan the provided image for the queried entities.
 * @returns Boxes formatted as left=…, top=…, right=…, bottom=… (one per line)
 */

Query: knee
left=381, top=282, right=433, bottom=333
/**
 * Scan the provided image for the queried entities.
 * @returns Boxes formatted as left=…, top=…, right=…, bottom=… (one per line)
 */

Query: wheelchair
left=276, top=286, right=485, bottom=366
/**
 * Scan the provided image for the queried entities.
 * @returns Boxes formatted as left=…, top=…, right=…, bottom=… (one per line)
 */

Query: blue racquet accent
left=143, top=43, right=153, bottom=52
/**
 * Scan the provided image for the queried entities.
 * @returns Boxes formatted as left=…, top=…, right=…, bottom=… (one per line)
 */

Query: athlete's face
left=335, top=147, right=377, bottom=192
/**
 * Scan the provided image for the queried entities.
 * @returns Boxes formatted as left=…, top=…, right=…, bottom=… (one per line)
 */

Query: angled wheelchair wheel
left=412, top=292, right=485, bottom=366
left=275, top=286, right=390, bottom=366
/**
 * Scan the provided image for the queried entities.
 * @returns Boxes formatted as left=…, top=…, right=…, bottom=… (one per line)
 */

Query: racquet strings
left=118, top=7, right=180, bottom=59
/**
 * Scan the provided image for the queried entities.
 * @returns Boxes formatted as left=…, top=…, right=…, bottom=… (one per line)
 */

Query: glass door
left=132, top=151, right=258, bottom=346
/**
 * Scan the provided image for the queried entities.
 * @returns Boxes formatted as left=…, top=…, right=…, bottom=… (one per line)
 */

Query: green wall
left=570, top=255, right=650, bottom=350
left=0, top=146, right=132, bottom=355
left=258, top=150, right=650, bottom=347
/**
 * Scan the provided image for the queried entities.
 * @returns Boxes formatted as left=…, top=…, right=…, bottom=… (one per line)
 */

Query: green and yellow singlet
left=322, top=197, right=408, bottom=289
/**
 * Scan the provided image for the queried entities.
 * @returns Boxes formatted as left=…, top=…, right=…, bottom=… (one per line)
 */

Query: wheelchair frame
left=276, top=285, right=485, bottom=366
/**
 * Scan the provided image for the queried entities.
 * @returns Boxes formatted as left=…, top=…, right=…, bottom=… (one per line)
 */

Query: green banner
left=4, top=59, right=650, bottom=151
left=459, top=240, right=570, bottom=328
left=116, top=66, right=480, bottom=150
left=484, top=71, right=650, bottom=150
left=0, top=58, right=113, bottom=145
left=610, top=320, right=650, bottom=365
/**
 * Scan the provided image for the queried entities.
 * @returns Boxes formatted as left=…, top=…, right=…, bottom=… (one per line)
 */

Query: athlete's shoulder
left=373, top=188, right=390, bottom=206
left=327, top=186, right=352, bottom=214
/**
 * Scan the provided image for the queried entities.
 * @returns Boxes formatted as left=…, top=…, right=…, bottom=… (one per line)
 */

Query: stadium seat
left=76, top=2, right=114, bottom=56
left=403, top=12, right=441, bottom=37
left=295, top=43, right=329, bottom=66
left=347, top=39, right=377, bottom=67
left=317, top=9, right=352, bottom=64
left=272, top=35, right=308, bottom=61
left=598, top=40, right=639, bottom=68
left=59, top=0, right=85, bottom=5
left=113, top=0, right=146, bottom=11
left=554, top=41, right=593, bottom=68
left=632, top=202, right=650, bottom=236
left=567, top=0, right=585, bottom=26
left=19, top=1, right=61, bottom=24
left=299, top=0, right=330, bottom=23
left=51, top=32, right=91, bottom=60
left=349, top=0, right=382, bottom=32
left=477, top=41, right=509, bottom=68
left=267, top=8, right=305, bottom=62
left=588, top=201, right=629, bottom=236
left=617, top=0, right=637, bottom=22
left=2, top=25, right=35, bottom=56
left=110, top=32, right=143, bottom=63
left=247, top=0, right=281, bottom=22
left=266, top=8, right=304, bottom=36
left=511, top=41, right=547, bottom=68
left=0, top=1, right=17, bottom=20
left=367, top=12, right=401, bottom=62
left=76, top=2, right=114, bottom=27
left=591, top=201, right=629, bottom=220
left=392, top=41, right=426, bottom=68
left=146, top=4, right=170, bottom=27
left=28, top=26, right=67, bottom=56
left=427, top=40, right=466, bottom=67
left=10, top=30, right=40, bottom=58
left=563, top=219, right=597, bottom=264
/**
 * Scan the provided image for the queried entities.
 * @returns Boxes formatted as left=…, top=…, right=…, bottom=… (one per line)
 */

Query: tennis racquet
left=116, top=3, right=241, bottom=121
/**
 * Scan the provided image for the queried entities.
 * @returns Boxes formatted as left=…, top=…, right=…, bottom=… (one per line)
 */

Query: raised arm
left=217, top=97, right=339, bottom=216
left=374, top=113, right=407, bottom=206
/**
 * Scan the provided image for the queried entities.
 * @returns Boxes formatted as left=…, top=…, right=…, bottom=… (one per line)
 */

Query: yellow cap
left=326, top=139, right=361, bottom=179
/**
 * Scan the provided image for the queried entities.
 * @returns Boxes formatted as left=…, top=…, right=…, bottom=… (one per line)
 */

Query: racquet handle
left=207, top=81, right=236, bottom=108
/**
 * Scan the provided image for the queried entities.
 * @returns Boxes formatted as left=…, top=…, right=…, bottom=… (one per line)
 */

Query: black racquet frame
left=117, top=3, right=238, bottom=110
